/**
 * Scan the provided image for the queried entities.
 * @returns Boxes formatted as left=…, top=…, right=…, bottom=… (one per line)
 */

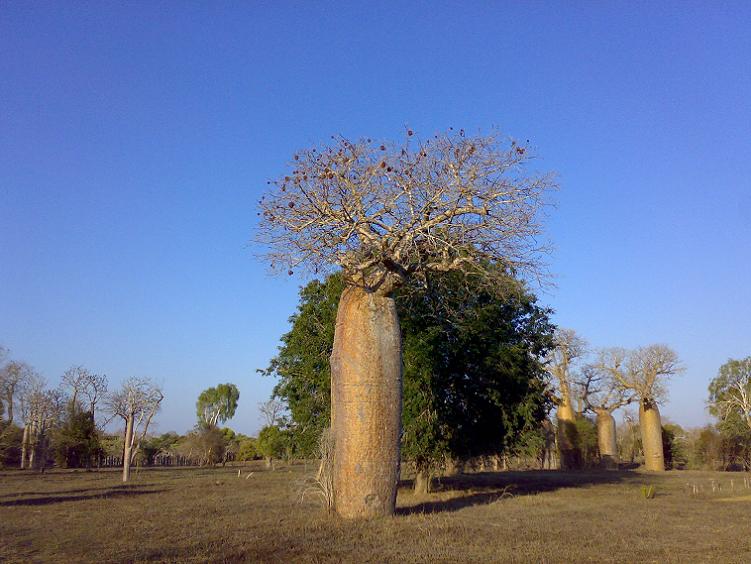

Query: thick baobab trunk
left=557, top=403, right=580, bottom=470
left=639, top=399, right=665, bottom=472
left=28, top=419, right=38, bottom=469
left=595, top=409, right=619, bottom=469
left=330, top=286, right=402, bottom=519
left=414, top=469, right=430, bottom=495
left=20, top=424, right=29, bottom=469
left=123, top=413, right=134, bottom=482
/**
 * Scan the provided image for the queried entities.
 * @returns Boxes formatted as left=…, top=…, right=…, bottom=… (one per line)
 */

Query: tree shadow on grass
left=397, top=469, right=637, bottom=515
left=0, top=486, right=166, bottom=507
left=0, top=483, right=158, bottom=499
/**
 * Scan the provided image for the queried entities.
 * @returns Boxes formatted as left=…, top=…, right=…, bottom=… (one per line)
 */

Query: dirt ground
left=1, top=463, right=749, bottom=563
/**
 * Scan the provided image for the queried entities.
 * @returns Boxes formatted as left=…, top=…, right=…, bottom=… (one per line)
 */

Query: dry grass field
left=1, top=463, right=749, bottom=563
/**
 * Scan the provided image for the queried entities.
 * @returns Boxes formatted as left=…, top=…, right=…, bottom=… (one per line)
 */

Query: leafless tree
left=0, top=360, right=35, bottom=425
left=577, top=349, right=637, bottom=467
left=614, top=345, right=682, bottom=471
left=106, top=377, right=164, bottom=482
left=258, top=398, right=284, bottom=428
left=545, top=328, right=587, bottom=470
left=257, top=129, right=556, bottom=518
left=20, top=382, right=65, bottom=471
left=61, top=365, right=108, bottom=418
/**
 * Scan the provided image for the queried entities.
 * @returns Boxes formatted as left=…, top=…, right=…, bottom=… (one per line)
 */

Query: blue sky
left=1, top=2, right=749, bottom=435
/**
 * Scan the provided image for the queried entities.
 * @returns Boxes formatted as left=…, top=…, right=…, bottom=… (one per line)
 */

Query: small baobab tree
left=617, top=345, right=682, bottom=471
left=578, top=348, right=636, bottom=468
left=257, top=129, right=555, bottom=517
left=106, top=377, right=164, bottom=482
left=546, top=328, right=587, bottom=470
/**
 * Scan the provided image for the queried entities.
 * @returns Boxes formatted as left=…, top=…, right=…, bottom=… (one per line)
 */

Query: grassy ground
left=1, top=463, right=749, bottom=563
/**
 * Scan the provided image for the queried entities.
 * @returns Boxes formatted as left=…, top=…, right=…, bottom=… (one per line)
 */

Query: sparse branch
left=256, top=129, right=556, bottom=296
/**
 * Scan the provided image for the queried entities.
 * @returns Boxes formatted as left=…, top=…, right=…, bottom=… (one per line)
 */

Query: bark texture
left=557, top=404, right=580, bottom=470
left=595, top=409, right=619, bottom=469
left=414, top=470, right=430, bottom=495
left=330, top=286, right=402, bottom=518
left=639, top=399, right=665, bottom=472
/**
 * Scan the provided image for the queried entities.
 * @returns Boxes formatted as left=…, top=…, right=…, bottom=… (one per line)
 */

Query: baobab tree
left=257, top=129, right=555, bottom=517
left=106, top=377, right=163, bottom=482
left=578, top=348, right=636, bottom=468
left=546, top=328, right=587, bottom=470
left=617, top=345, right=682, bottom=471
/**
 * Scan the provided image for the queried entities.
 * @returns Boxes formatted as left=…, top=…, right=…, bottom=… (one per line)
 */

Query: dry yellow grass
left=1, top=463, right=749, bottom=563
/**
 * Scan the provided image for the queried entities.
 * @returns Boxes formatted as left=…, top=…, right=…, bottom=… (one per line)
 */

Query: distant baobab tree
left=257, top=128, right=556, bottom=517
left=546, top=328, right=587, bottom=470
left=579, top=348, right=636, bottom=468
left=617, top=345, right=682, bottom=471
left=106, top=377, right=163, bottom=482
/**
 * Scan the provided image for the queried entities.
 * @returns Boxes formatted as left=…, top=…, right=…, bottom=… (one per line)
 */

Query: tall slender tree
left=106, top=378, right=163, bottom=482
left=257, top=129, right=555, bottom=517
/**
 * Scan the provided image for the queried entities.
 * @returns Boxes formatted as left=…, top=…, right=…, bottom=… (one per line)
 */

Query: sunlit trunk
left=639, top=399, right=665, bottom=472
left=330, top=286, right=402, bottom=518
left=123, top=413, right=134, bottom=482
left=20, top=424, right=29, bottom=469
left=557, top=403, right=580, bottom=470
left=414, top=469, right=430, bottom=495
left=444, top=457, right=463, bottom=476
left=596, top=409, right=619, bottom=469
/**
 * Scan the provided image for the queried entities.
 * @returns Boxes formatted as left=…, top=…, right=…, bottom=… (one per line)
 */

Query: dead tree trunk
left=122, top=413, right=134, bottom=482
left=595, top=409, right=619, bottom=469
left=639, top=399, right=665, bottom=472
left=330, top=286, right=402, bottom=518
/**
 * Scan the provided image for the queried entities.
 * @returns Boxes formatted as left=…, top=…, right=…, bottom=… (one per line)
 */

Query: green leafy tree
left=52, top=409, right=102, bottom=468
left=708, top=357, right=751, bottom=470
left=257, top=425, right=285, bottom=468
left=260, top=275, right=343, bottom=456
left=196, top=383, right=240, bottom=429
left=237, top=437, right=259, bottom=461
left=264, top=270, right=555, bottom=490
left=662, top=423, right=689, bottom=470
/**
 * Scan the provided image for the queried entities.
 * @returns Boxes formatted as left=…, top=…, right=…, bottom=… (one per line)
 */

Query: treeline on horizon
left=1, top=269, right=749, bottom=477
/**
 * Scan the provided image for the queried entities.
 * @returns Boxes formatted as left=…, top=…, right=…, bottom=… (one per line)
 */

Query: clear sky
left=1, top=2, right=749, bottom=435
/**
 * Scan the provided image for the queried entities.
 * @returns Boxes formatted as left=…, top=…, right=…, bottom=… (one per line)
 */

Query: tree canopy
left=196, top=383, right=240, bottom=429
left=257, top=129, right=556, bottom=296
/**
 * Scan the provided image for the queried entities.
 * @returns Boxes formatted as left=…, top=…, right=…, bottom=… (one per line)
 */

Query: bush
left=52, top=410, right=102, bottom=469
